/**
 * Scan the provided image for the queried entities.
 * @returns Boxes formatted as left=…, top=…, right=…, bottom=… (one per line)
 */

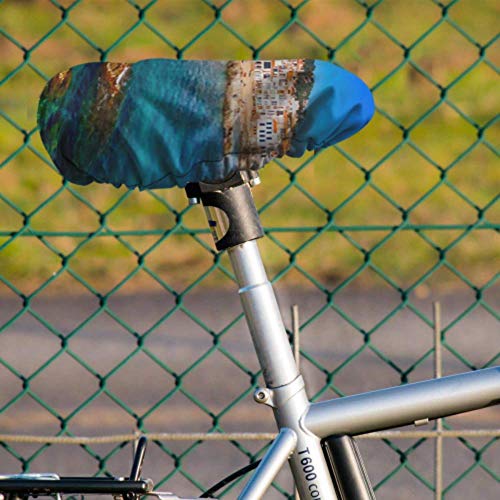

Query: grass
left=0, top=0, right=498, bottom=296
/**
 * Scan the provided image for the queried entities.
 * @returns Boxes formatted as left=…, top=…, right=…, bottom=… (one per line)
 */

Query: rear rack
left=0, top=476, right=153, bottom=498
left=0, top=436, right=152, bottom=499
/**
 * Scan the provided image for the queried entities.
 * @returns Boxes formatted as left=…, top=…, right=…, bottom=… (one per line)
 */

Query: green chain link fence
left=0, top=0, right=498, bottom=497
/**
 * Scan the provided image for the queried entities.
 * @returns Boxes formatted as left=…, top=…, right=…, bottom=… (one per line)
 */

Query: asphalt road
left=0, top=287, right=498, bottom=499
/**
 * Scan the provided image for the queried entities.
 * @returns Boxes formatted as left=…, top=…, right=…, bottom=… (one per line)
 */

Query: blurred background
left=0, top=0, right=498, bottom=498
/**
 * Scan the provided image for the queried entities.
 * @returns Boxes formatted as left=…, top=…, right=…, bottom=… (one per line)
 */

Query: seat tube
left=229, top=241, right=338, bottom=499
left=191, top=177, right=338, bottom=498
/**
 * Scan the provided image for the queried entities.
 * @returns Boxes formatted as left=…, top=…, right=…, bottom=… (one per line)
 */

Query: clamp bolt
left=253, top=387, right=271, bottom=404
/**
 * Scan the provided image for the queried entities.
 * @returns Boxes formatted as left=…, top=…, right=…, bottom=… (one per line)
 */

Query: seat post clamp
left=185, top=171, right=264, bottom=251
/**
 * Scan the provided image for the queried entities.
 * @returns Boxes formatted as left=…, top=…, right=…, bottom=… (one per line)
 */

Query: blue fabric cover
left=38, top=59, right=374, bottom=189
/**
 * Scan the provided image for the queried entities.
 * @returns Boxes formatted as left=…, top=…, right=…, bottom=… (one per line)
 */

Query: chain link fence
left=0, top=0, right=498, bottom=498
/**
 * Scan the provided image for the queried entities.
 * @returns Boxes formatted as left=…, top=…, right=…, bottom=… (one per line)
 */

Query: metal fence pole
left=434, top=302, right=443, bottom=500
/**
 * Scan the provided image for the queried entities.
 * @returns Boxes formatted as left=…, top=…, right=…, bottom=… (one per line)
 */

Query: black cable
left=200, top=459, right=261, bottom=498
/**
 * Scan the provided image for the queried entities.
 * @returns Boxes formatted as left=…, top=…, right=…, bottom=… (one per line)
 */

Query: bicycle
left=1, top=58, right=498, bottom=499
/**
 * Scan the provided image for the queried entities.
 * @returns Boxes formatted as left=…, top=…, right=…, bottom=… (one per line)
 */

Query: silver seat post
left=186, top=174, right=339, bottom=499
left=228, top=239, right=299, bottom=387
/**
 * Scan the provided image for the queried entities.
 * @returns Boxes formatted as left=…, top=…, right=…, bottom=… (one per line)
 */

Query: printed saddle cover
left=38, top=59, right=374, bottom=190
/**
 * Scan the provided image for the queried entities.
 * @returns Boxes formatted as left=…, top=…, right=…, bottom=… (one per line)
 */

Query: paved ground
left=0, top=287, right=498, bottom=498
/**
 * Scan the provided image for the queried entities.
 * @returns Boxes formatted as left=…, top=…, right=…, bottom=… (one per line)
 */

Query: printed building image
left=253, top=60, right=306, bottom=150
left=223, top=59, right=314, bottom=168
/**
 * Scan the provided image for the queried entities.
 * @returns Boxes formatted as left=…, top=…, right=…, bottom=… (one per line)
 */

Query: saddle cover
left=38, top=59, right=374, bottom=189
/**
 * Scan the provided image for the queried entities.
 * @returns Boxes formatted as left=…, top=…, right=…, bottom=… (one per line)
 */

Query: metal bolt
left=414, top=418, right=430, bottom=427
left=254, top=387, right=270, bottom=404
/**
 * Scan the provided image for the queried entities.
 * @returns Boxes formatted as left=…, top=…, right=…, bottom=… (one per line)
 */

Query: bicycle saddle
left=38, top=59, right=374, bottom=190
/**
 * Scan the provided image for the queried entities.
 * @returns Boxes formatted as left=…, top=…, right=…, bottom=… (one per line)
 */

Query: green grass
left=0, top=0, right=498, bottom=295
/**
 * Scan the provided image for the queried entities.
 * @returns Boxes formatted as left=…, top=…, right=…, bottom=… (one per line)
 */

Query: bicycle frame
left=189, top=176, right=500, bottom=500
left=3, top=177, right=496, bottom=500
left=230, top=239, right=499, bottom=500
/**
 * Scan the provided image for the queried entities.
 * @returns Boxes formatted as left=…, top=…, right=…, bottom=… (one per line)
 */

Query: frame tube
left=229, top=240, right=339, bottom=499
left=238, top=428, right=297, bottom=500
left=305, top=367, right=500, bottom=438
left=322, top=436, right=375, bottom=500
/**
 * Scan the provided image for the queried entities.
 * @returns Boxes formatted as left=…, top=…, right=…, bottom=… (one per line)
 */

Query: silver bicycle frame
left=228, top=239, right=500, bottom=500
left=185, top=178, right=500, bottom=499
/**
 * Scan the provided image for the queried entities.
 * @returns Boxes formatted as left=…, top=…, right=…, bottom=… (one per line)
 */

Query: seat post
left=186, top=173, right=300, bottom=388
left=228, top=239, right=300, bottom=388
left=186, top=174, right=339, bottom=499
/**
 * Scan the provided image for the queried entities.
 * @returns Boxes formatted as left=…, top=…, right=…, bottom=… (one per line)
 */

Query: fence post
left=434, top=302, right=443, bottom=500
